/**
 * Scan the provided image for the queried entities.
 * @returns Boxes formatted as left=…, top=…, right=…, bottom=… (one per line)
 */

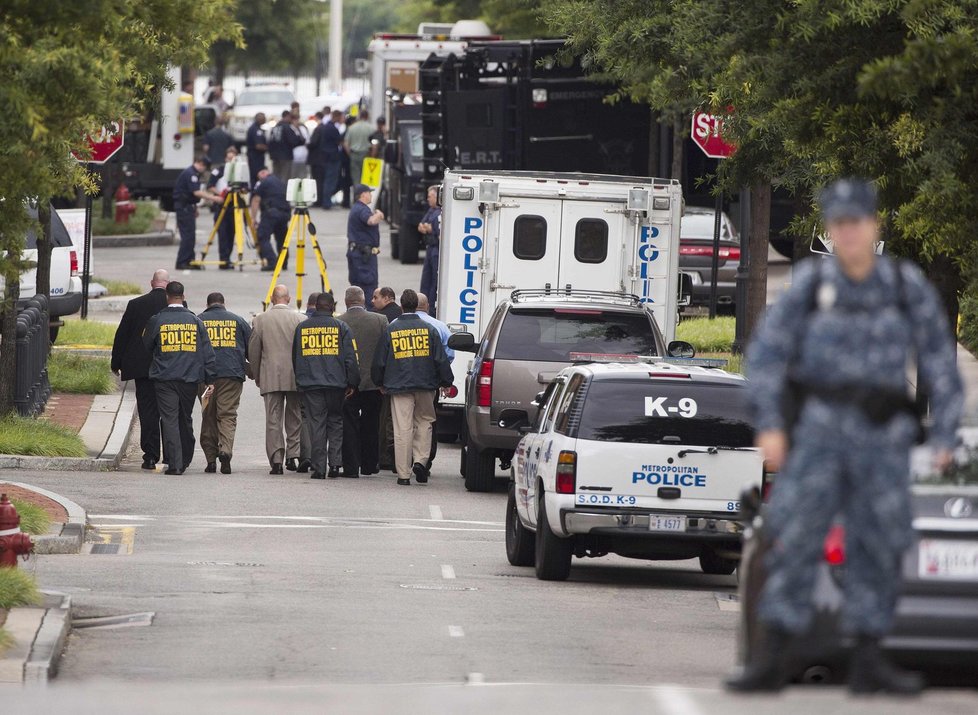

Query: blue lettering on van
left=460, top=216, right=483, bottom=324
left=631, top=471, right=707, bottom=488
left=638, top=225, right=660, bottom=303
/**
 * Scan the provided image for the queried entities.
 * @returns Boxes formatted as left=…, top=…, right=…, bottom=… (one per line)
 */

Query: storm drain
left=399, top=584, right=478, bottom=592
left=85, top=525, right=135, bottom=555
left=72, top=612, right=155, bottom=630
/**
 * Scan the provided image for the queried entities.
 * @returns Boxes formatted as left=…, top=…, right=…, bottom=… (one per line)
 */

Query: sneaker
left=285, top=458, right=299, bottom=472
left=396, top=478, right=411, bottom=486
left=412, top=462, right=429, bottom=484
left=310, top=471, right=326, bottom=480
left=204, top=462, right=217, bottom=473
left=218, top=453, right=232, bottom=474
left=327, top=466, right=341, bottom=479
left=269, top=463, right=284, bottom=475
left=296, top=458, right=311, bottom=473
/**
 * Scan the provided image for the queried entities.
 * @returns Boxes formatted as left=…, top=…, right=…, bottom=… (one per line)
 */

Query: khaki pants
left=390, top=390, right=436, bottom=480
left=199, top=378, right=244, bottom=462
left=264, top=391, right=302, bottom=466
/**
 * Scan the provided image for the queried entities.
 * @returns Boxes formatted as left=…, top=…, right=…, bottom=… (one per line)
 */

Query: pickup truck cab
left=503, top=358, right=762, bottom=581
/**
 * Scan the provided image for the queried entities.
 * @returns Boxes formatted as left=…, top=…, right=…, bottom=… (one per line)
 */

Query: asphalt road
left=5, top=208, right=974, bottom=712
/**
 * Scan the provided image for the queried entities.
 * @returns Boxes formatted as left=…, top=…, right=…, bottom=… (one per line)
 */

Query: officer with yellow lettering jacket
left=292, top=292, right=360, bottom=479
left=143, top=282, right=216, bottom=475
left=371, top=289, right=454, bottom=486
left=198, top=292, right=251, bottom=475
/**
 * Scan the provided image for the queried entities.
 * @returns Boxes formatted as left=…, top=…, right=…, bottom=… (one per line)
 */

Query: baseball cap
left=354, top=183, right=374, bottom=196
left=818, top=178, right=877, bottom=222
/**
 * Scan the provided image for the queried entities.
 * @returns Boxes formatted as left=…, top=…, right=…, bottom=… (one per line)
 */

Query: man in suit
left=371, top=286, right=402, bottom=470
left=372, top=286, right=402, bottom=321
left=249, top=285, right=304, bottom=474
left=111, top=269, right=169, bottom=470
left=337, top=286, right=389, bottom=477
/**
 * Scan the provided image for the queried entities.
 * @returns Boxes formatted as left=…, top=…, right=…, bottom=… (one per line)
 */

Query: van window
left=537, top=379, right=564, bottom=433
left=574, top=219, right=608, bottom=263
left=513, top=215, right=547, bottom=260
left=494, top=309, right=657, bottom=362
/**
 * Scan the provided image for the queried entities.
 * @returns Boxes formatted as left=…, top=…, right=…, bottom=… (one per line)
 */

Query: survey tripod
left=261, top=204, right=331, bottom=311
left=192, top=187, right=263, bottom=270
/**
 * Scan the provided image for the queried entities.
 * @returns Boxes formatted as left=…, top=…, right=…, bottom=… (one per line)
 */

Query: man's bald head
left=417, top=293, right=430, bottom=313
left=150, top=269, right=169, bottom=289
left=271, top=285, right=291, bottom=305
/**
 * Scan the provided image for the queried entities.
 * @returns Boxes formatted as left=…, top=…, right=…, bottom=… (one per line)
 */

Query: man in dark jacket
left=372, top=286, right=402, bottom=321
left=372, top=285, right=403, bottom=470
left=250, top=167, right=292, bottom=271
left=372, top=289, right=453, bottom=486
left=111, top=269, right=169, bottom=470
left=143, top=282, right=216, bottom=475
left=198, top=293, right=251, bottom=474
left=268, top=110, right=304, bottom=181
left=308, top=111, right=343, bottom=209
left=292, top=292, right=360, bottom=479
left=246, top=112, right=268, bottom=187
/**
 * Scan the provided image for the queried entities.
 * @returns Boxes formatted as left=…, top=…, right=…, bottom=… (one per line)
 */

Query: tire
left=49, top=326, right=59, bottom=344
left=390, top=229, right=400, bottom=260
left=700, top=550, right=738, bottom=576
left=535, top=495, right=572, bottom=581
left=399, top=225, right=420, bottom=264
left=464, top=444, right=496, bottom=492
left=506, top=484, right=535, bottom=567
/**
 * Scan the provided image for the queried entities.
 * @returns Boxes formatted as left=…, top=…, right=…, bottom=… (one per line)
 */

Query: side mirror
left=498, top=408, right=530, bottom=432
left=531, top=390, right=547, bottom=407
left=447, top=332, right=477, bottom=352
left=677, top=272, right=693, bottom=307
left=667, top=340, right=696, bottom=359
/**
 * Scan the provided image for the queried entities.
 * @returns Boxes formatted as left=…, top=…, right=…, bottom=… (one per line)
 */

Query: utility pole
left=329, top=0, right=343, bottom=94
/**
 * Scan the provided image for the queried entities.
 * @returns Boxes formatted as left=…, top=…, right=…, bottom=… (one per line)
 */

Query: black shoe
left=361, top=467, right=378, bottom=476
left=296, top=459, right=311, bottom=473
left=218, top=453, right=232, bottom=474
left=175, top=263, right=202, bottom=271
left=327, top=467, right=341, bottom=479
left=204, top=462, right=217, bottom=473
left=342, top=470, right=359, bottom=478
left=412, top=462, right=429, bottom=484
left=848, top=636, right=924, bottom=695
left=310, top=471, right=326, bottom=480
left=270, top=463, right=284, bottom=475
left=164, top=467, right=184, bottom=475
left=396, top=478, right=411, bottom=486
left=261, top=266, right=275, bottom=272
left=219, top=262, right=234, bottom=270
left=141, top=459, right=156, bottom=470
left=285, top=458, right=299, bottom=472
left=724, top=628, right=790, bottom=693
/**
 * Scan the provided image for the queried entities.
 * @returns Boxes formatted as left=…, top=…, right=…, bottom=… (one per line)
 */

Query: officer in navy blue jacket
left=268, top=110, right=304, bottom=180
left=418, top=186, right=442, bottom=314
left=245, top=113, right=268, bottom=187
left=173, top=156, right=219, bottom=270
left=205, top=146, right=240, bottom=269
left=292, top=292, right=360, bottom=479
left=250, top=167, right=291, bottom=271
left=346, top=184, right=383, bottom=307
left=143, top=282, right=216, bottom=475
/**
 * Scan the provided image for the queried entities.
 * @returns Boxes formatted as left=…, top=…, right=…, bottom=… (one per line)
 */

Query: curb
left=92, top=229, right=174, bottom=248
left=0, top=591, right=73, bottom=684
left=84, top=296, right=138, bottom=313
left=0, top=481, right=88, bottom=554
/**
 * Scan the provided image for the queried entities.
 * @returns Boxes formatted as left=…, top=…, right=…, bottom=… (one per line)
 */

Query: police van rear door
left=489, top=199, right=563, bottom=313
left=556, top=200, right=629, bottom=292
left=572, top=377, right=762, bottom=515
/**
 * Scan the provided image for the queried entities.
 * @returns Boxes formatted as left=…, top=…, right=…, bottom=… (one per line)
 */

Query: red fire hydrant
left=0, top=493, right=34, bottom=568
left=114, top=183, right=137, bottom=224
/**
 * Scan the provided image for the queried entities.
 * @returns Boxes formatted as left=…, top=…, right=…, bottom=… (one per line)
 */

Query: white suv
left=502, top=358, right=763, bottom=581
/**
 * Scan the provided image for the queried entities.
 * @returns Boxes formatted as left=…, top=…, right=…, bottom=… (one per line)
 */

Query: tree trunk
left=0, top=274, right=20, bottom=416
left=670, top=115, right=684, bottom=182
left=214, top=53, right=227, bottom=87
left=745, top=183, right=771, bottom=341
left=35, top=202, right=52, bottom=299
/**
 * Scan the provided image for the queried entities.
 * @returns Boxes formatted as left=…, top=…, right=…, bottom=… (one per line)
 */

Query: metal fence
left=14, top=294, right=52, bottom=417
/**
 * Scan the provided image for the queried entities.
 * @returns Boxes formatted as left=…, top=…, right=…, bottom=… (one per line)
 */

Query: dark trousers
left=322, top=159, right=341, bottom=208
left=175, top=206, right=197, bottom=266
left=310, top=163, right=325, bottom=208
left=258, top=211, right=290, bottom=267
left=342, top=389, right=382, bottom=475
left=300, top=388, right=345, bottom=475
left=420, top=246, right=439, bottom=315
left=135, top=377, right=162, bottom=463
left=155, top=380, right=198, bottom=471
left=378, top=393, right=395, bottom=469
left=214, top=208, right=234, bottom=262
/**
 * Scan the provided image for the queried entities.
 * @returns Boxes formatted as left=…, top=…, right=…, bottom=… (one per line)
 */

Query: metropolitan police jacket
left=292, top=312, right=360, bottom=391
left=198, top=305, right=251, bottom=381
left=371, top=313, right=453, bottom=393
left=143, top=306, right=216, bottom=384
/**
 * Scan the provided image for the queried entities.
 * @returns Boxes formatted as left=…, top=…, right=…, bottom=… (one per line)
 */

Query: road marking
left=448, top=625, right=465, bottom=638
left=429, top=505, right=443, bottom=521
left=441, top=564, right=456, bottom=579
left=651, top=684, right=704, bottom=715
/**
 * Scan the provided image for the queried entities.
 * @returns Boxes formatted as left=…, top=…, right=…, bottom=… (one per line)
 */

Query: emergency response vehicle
left=437, top=170, right=685, bottom=441
left=499, top=358, right=763, bottom=581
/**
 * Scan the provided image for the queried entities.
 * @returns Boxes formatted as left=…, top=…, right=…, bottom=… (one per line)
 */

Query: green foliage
left=92, top=201, right=160, bottom=237
left=93, top=277, right=143, bottom=298
left=676, top=317, right=735, bottom=353
left=211, top=0, right=317, bottom=76
left=0, top=568, right=42, bottom=610
left=56, top=320, right=117, bottom=347
left=10, top=499, right=51, bottom=536
left=48, top=353, right=114, bottom=394
left=958, top=279, right=978, bottom=357
left=0, top=416, right=87, bottom=457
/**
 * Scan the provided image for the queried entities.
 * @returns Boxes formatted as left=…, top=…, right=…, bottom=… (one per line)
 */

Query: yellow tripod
left=261, top=207, right=331, bottom=311
left=193, top=188, right=262, bottom=270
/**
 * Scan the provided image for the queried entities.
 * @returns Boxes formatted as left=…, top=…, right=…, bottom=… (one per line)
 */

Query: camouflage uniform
left=747, top=255, right=962, bottom=636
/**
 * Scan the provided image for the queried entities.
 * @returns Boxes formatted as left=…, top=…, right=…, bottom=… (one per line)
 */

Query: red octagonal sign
left=691, top=112, right=734, bottom=159
left=73, top=121, right=125, bottom=165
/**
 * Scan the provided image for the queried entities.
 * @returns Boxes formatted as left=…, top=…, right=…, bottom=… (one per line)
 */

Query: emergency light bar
left=568, top=353, right=730, bottom=369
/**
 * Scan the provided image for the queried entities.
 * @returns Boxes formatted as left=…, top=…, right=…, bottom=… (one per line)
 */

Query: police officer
left=347, top=184, right=383, bottom=303
left=206, top=146, right=239, bottom=269
left=292, top=292, right=360, bottom=480
left=727, top=178, right=963, bottom=695
left=246, top=112, right=268, bottom=188
left=250, top=167, right=291, bottom=271
left=418, top=187, right=442, bottom=314
left=268, top=109, right=304, bottom=181
left=198, top=292, right=251, bottom=474
left=173, top=156, right=219, bottom=270
left=143, top=282, right=216, bottom=475
left=372, top=290, right=454, bottom=486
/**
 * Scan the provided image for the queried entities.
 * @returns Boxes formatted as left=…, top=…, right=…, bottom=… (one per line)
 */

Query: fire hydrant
left=0, top=493, right=34, bottom=568
left=114, top=183, right=136, bottom=224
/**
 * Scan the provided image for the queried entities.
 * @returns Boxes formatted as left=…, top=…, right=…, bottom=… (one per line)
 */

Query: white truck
left=436, top=169, right=686, bottom=434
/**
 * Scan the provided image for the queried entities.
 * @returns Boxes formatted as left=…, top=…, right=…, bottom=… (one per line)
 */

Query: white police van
left=437, top=170, right=685, bottom=438
left=500, top=357, right=763, bottom=581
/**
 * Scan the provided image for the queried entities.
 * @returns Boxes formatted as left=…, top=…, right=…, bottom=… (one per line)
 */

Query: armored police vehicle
left=499, top=358, right=763, bottom=581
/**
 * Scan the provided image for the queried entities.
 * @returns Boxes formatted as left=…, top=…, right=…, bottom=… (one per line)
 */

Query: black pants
left=135, top=377, right=162, bottom=463
left=342, top=389, right=382, bottom=476
left=301, top=388, right=345, bottom=475
left=155, top=380, right=198, bottom=471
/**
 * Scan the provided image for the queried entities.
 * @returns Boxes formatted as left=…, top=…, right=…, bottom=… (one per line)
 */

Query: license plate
left=649, top=515, right=686, bottom=532
left=918, top=539, right=978, bottom=580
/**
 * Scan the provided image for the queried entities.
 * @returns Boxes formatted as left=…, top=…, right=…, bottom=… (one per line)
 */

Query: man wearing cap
left=346, top=184, right=383, bottom=305
left=173, top=156, right=220, bottom=270
left=727, top=178, right=962, bottom=695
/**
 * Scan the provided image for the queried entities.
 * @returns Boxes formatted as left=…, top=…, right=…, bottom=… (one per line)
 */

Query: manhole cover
left=399, top=584, right=478, bottom=591
left=188, top=561, right=264, bottom=567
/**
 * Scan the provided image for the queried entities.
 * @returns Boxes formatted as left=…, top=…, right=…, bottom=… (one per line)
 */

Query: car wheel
left=700, top=550, right=738, bottom=576
left=49, top=326, right=60, bottom=344
left=390, top=230, right=400, bottom=260
left=535, top=495, right=572, bottom=581
left=506, top=484, right=535, bottom=567
left=463, top=444, right=495, bottom=492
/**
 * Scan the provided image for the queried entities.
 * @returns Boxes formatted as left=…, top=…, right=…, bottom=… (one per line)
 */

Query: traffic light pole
left=732, top=186, right=750, bottom=353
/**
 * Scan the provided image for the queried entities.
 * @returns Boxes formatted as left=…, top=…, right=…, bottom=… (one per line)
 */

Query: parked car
left=678, top=206, right=739, bottom=309
left=228, top=85, right=298, bottom=144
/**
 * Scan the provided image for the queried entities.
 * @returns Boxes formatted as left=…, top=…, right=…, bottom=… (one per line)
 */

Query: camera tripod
left=193, top=187, right=263, bottom=270
left=261, top=206, right=332, bottom=311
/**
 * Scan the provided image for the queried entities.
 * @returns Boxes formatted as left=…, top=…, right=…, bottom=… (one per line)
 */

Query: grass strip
left=9, top=499, right=52, bottom=536
left=0, top=416, right=87, bottom=457
left=48, top=353, right=114, bottom=394
left=677, top=316, right=736, bottom=353
left=56, top=319, right=116, bottom=347
left=93, top=276, right=141, bottom=296
left=0, top=568, right=41, bottom=610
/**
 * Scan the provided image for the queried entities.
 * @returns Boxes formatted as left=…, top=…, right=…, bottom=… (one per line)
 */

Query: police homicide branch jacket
left=292, top=312, right=360, bottom=391
left=199, top=305, right=252, bottom=381
left=143, top=306, right=216, bottom=384
left=371, top=313, right=454, bottom=393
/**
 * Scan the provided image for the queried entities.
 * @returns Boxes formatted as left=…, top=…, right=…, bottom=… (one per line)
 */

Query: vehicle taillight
left=823, top=525, right=846, bottom=565
left=679, top=245, right=713, bottom=256
left=69, top=250, right=79, bottom=276
left=443, top=385, right=458, bottom=399
left=556, top=451, right=577, bottom=494
left=477, top=359, right=494, bottom=407
left=718, top=246, right=741, bottom=260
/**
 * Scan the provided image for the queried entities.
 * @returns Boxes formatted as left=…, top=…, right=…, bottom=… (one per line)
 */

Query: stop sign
left=691, top=112, right=734, bottom=159
left=74, top=121, right=125, bottom=164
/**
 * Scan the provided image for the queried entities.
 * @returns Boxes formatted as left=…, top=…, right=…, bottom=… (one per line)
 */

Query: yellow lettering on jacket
left=300, top=325, right=339, bottom=357
left=204, top=319, right=238, bottom=349
left=390, top=328, right=430, bottom=360
left=159, top=323, right=198, bottom=353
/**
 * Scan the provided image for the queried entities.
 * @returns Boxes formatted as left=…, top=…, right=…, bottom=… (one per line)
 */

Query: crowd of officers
left=112, top=271, right=453, bottom=484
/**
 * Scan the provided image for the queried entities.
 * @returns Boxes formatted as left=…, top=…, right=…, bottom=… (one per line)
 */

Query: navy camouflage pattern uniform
left=746, top=255, right=963, bottom=637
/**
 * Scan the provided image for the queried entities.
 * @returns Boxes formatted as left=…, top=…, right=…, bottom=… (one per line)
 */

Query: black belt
left=788, top=380, right=923, bottom=426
